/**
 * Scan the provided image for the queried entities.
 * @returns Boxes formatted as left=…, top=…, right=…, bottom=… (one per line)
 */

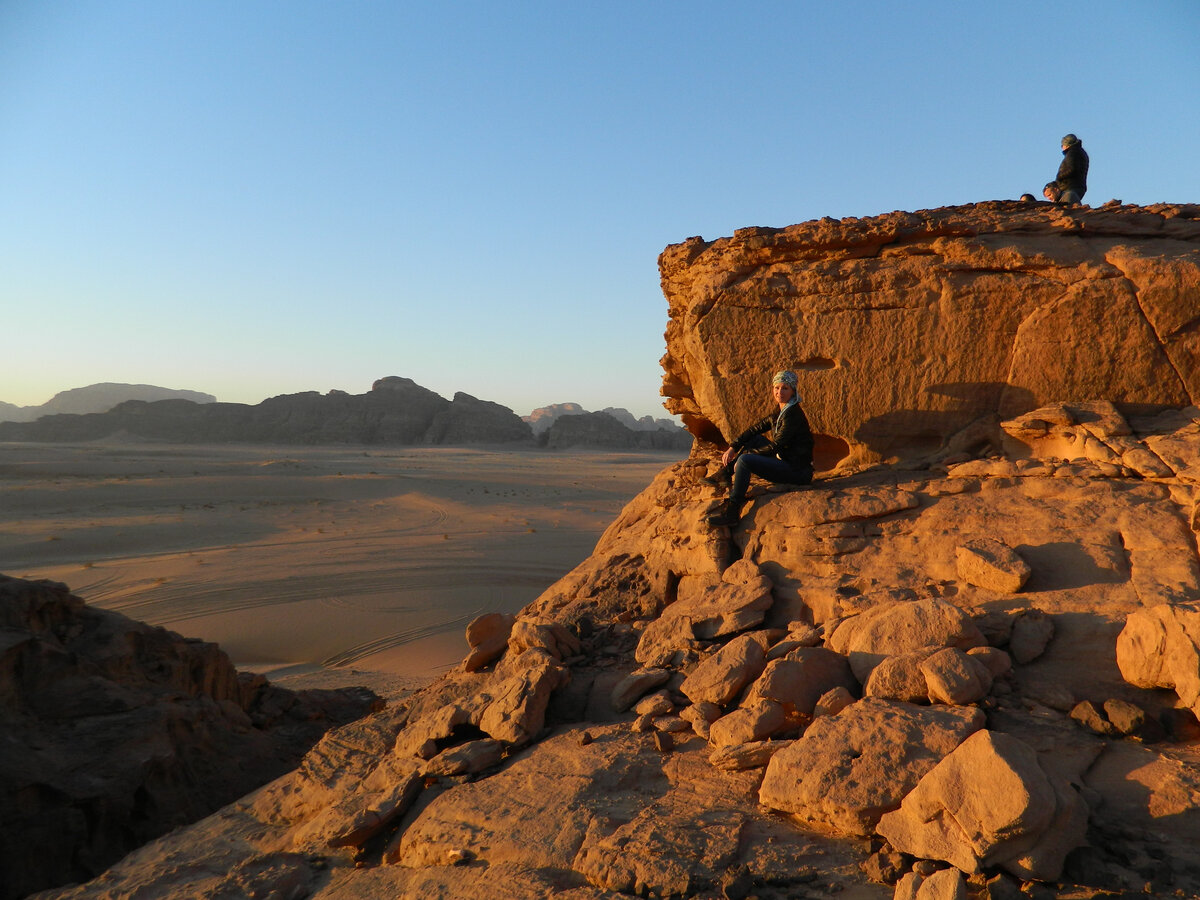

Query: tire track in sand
left=320, top=608, right=480, bottom=668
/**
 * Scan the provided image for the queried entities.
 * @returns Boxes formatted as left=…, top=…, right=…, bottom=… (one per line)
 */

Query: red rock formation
left=659, top=201, right=1200, bottom=466
left=32, top=206, right=1200, bottom=899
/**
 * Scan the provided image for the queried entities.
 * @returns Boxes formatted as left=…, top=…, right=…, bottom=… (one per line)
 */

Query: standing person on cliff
left=704, top=369, right=814, bottom=528
left=1054, top=133, right=1089, bottom=204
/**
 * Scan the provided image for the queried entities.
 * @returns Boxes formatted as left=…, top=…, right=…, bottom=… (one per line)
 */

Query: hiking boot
left=706, top=501, right=743, bottom=528
left=700, top=465, right=732, bottom=487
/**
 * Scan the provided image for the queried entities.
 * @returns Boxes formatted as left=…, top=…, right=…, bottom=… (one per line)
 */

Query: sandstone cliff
left=659, top=201, right=1200, bottom=467
left=27, top=205, right=1200, bottom=900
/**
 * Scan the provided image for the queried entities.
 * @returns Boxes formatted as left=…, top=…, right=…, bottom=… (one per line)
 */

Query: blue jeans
left=729, top=437, right=812, bottom=506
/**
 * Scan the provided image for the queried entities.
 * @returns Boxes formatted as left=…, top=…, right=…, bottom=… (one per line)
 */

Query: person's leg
left=703, top=436, right=770, bottom=487
left=709, top=452, right=808, bottom=527
left=732, top=453, right=807, bottom=500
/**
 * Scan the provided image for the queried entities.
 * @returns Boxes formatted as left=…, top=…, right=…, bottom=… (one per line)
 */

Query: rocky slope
left=28, top=204, right=1200, bottom=900
left=0, top=576, right=380, bottom=900
left=659, top=200, right=1200, bottom=467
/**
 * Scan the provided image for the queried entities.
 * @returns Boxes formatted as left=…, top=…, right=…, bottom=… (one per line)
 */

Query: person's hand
left=721, top=446, right=736, bottom=467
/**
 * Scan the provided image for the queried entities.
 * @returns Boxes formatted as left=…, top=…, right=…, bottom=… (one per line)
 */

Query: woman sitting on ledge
left=704, top=369, right=814, bottom=528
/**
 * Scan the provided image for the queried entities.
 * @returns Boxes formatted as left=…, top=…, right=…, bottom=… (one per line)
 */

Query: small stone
left=653, top=730, right=674, bottom=752
left=1069, top=700, right=1117, bottom=736
left=860, top=848, right=907, bottom=885
left=912, top=859, right=941, bottom=877
left=1009, top=609, right=1055, bottom=664
left=633, top=690, right=675, bottom=718
left=956, top=538, right=1032, bottom=593
left=813, top=685, right=855, bottom=718
left=1103, top=698, right=1146, bottom=735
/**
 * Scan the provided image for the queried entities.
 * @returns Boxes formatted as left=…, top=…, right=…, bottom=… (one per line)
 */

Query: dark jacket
left=733, top=402, right=814, bottom=472
left=1056, top=143, right=1089, bottom=197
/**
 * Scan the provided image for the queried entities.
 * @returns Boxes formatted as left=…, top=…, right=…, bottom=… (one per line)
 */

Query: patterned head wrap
left=772, top=370, right=798, bottom=389
left=1061, top=133, right=1079, bottom=147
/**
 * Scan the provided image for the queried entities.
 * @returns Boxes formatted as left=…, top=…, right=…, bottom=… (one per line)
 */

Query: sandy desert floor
left=0, top=442, right=682, bottom=695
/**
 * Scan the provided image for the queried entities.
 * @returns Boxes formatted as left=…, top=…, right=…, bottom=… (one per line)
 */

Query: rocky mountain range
left=0, top=377, right=688, bottom=451
left=525, top=403, right=680, bottom=435
left=0, top=383, right=215, bottom=423
left=13, top=200, right=1200, bottom=900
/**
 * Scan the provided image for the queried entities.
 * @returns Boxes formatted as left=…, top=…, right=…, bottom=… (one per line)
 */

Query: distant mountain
left=0, top=377, right=535, bottom=447
left=524, top=403, right=586, bottom=435
left=0, top=379, right=692, bottom=453
left=0, top=383, right=216, bottom=423
left=540, top=412, right=693, bottom=452
left=598, top=407, right=682, bottom=433
left=525, top=402, right=680, bottom=435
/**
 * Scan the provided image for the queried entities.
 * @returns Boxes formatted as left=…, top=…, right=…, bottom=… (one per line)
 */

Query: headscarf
left=772, top=370, right=799, bottom=431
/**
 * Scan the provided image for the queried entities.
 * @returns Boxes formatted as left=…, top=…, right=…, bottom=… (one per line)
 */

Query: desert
left=4, top=200, right=1200, bottom=900
left=0, top=443, right=678, bottom=688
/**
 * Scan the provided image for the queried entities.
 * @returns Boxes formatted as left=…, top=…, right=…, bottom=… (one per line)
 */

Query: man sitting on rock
left=1053, top=133, right=1089, bottom=205
left=704, top=369, right=814, bottom=528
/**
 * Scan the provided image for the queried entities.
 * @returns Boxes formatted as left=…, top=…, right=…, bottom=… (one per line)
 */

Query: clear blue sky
left=3, top=2, right=1198, bottom=417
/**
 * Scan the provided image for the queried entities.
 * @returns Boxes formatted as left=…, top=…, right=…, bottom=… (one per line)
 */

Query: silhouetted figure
left=1020, top=193, right=1037, bottom=202
left=1054, top=134, right=1089, bottom=204
left=704, top=369, right=814, bottom=528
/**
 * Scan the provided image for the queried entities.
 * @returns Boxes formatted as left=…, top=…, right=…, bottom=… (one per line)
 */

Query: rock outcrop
left=0, top=575, right=380, bottom=899
left=526, top=404, right=680, bottom=436
left=31, top=204, right=1200, bottom=900
left=659, top=201, right=1200, bottom=466
left=542, top=412, right=693, bottom=451
left=422, top=391, right=534, bottom=444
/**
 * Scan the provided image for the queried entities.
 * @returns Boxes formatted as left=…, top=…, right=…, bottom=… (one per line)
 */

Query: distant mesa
left=525, top=402, right=685, bottom=440
left=524, top=402, right=587, bottom=434
left=0, top=376, right=688, bottom=452
left=541, top=411, right=693, bottom=452
left=0, top=382, right=216, bottom=423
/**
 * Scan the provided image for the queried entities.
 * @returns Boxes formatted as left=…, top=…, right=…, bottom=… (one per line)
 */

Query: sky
left=3, top=2, right=1198, bottom=419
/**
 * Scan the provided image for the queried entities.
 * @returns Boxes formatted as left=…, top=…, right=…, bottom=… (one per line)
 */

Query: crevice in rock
left=1105, top=256, right=1191, bottom=400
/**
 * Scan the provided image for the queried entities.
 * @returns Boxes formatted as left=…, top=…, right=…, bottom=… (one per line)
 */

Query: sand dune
left=0, top=443, right=679, bottom=686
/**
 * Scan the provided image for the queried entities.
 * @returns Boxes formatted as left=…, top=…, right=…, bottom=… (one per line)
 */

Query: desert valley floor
left=0, top=442, right=682, bottom=696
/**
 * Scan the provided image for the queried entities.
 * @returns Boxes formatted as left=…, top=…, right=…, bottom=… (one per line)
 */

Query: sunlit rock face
left=658, top=201, right=1200, bottom=467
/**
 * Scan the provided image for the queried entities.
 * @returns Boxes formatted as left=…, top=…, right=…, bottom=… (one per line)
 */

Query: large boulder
left=636, top=562, right=775, bottom=667
left=826, top=598, right=987, bottom=683
left=876, top=730, right=1088, bottom=881
left=758, top=699, right=984, bottom=835
left=1116, top=601, right=1200, bottom=717
left=679, top=633, right=768, bottom=708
